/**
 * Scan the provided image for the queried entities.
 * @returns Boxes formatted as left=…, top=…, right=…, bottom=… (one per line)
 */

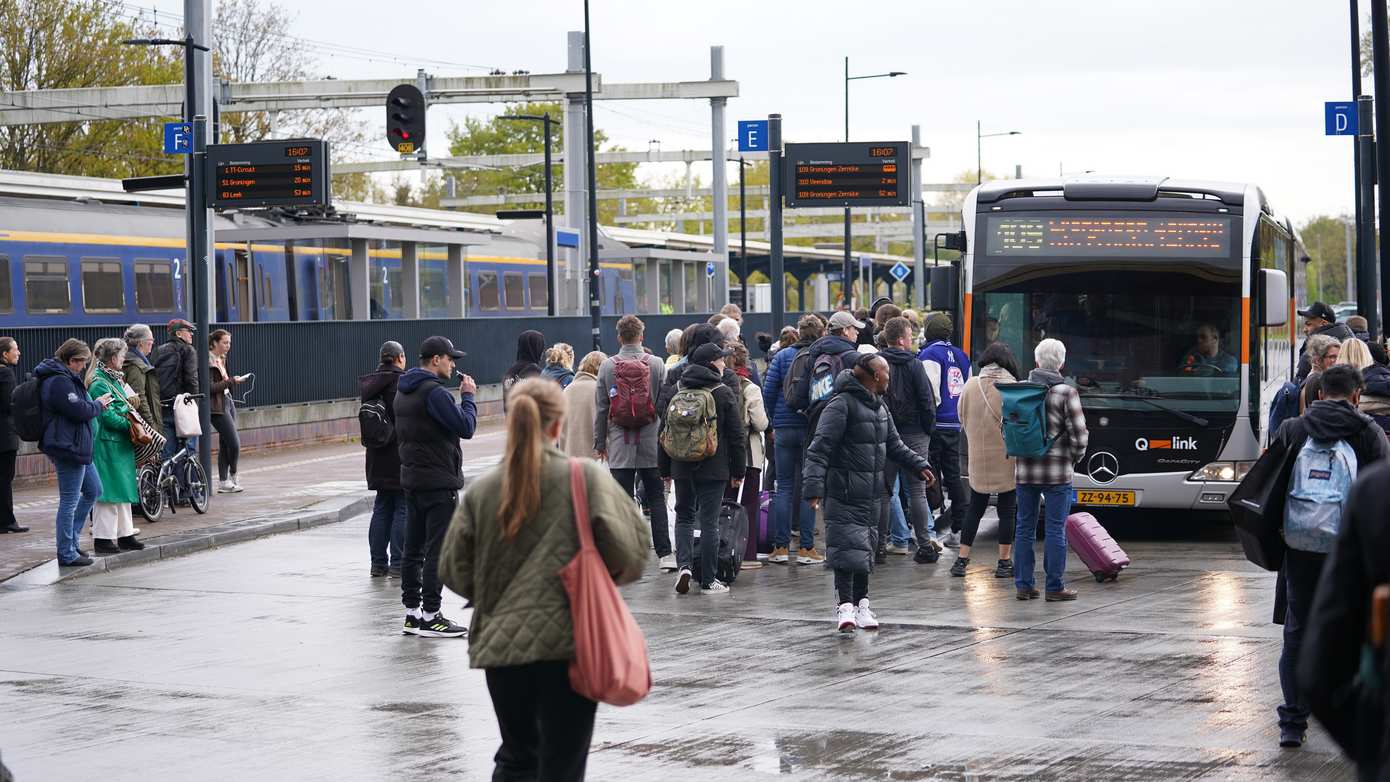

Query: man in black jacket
left=660, top=343, right=747, bottom=595
left=393, top=336, right=476, bottom=638
left=359, top=340, right=406, bottom=578
left=1296, top=302, right=1355, bottom=382
left=1299, top=459, right=1390, bottom=773
left=790, top=311, right=862, bottom=415
left=152, top=319, right=199, bottom=460
left=1270, top=364, right=1389, bottom=748
left=877, top=316, right=937, bottom=562
left=803, top=354, right=933, bottom=634
left=0, top=336, right=26, bottom=534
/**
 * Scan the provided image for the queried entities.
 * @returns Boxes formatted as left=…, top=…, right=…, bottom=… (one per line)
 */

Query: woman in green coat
left=86, top=338, right=144, bottom=554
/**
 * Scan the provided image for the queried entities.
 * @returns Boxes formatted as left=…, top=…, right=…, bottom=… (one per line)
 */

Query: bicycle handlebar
left=160, top=393, right=207, bottom=403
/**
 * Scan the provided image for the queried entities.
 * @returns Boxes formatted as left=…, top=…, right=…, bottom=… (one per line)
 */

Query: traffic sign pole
left=1358, top=96, right=1379, bottom=338
left=769, top=114, right=785, bottom=331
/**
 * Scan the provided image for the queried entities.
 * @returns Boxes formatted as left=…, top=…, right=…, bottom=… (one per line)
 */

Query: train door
left=234, top=249, right=253, bottom=322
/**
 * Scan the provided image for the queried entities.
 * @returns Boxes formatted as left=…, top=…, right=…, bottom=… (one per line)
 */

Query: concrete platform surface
left=0, top=504, right=1353, bottom=781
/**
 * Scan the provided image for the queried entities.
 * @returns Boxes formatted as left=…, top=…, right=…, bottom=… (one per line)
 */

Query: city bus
left=941, top=176, right=1296, bottom=513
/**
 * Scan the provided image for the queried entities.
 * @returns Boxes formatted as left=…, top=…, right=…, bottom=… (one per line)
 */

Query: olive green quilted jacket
left=438, top=447, right=651, bottom=669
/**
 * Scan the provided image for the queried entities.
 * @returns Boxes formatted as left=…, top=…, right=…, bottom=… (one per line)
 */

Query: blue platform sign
left=556, top=228, right=581, bottom=248
left=890, top=261, right=911, bottom=282
left=737, top=120, right=769, bottom=152
left=706, top=261, right=717, bottom=278
left=163, top=122, right=193, bottom=154
left=1326, top=102, right=1357, bottom=136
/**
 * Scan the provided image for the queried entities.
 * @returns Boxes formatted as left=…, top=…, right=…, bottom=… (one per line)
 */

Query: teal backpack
left=996, top=382, right=1057, bottom=459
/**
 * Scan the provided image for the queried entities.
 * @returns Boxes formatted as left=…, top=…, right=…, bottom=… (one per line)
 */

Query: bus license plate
left=1074, top=490, right=1136, bottom=507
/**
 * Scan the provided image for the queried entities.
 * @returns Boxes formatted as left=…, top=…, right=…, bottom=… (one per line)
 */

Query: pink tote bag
left=558, top=459, right=652, bottom=706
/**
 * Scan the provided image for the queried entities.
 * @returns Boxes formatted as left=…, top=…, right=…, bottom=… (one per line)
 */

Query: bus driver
left=1178, top=323, right=1237, bottom=376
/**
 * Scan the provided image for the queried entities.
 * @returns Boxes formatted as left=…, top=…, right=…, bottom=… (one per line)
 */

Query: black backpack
left=358, top=397, right=394, bottom=449
left=11, top=376, right=44, bottom=442
left=782, top=348, right=815, bottom=411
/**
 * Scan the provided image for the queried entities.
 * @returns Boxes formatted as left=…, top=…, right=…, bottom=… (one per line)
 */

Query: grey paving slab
left=0, top=509, right=1353, bottom=781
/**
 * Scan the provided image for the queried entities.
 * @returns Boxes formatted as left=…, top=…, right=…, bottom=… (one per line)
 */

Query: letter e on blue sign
left=738, top=120, right=769, bottom=152
left=1325, top=102, right=1357, bottom=136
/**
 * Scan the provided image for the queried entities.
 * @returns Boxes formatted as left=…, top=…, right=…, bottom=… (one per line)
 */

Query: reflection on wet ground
left=0, top=511, right=1354, bottom=780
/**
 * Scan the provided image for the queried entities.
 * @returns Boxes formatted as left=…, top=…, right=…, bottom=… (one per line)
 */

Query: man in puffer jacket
left=803, top=354, right=932, bottom=634
left=1360, top=343, right=1390, bottom=434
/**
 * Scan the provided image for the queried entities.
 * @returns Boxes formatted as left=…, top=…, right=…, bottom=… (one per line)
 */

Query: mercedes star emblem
left=1088, top=451, right=1119, bottom=484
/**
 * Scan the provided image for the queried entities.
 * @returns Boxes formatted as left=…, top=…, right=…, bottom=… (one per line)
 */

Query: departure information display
left=984, top=214, right=1232, bottom=258
left=784, top=141, right=910, bottom=208
left=208, top=139, right=330, bottom=209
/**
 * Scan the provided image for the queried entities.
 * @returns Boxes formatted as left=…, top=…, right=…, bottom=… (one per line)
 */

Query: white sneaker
left=836, top=602, right=856, bottom=633
left=700, top=580, right=729, bottom=595
left=939, top=531, right=960, bottom=549
left=886, top=543, right=911, bottom=555
left=658, top=553, right=677, bottom=571
left=230, top=475, right=243, bottom=492
left=674, top=568, right=692, bottom=595
left=217, top=480, right=238, bottom=494
left=854, top=598, right=880, bottom=630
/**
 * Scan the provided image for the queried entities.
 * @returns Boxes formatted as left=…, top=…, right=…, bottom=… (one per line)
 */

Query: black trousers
left=401, top=488, right=457, bottom=614
left=611, top=467, right=671, bottom=557
left=210, top=410, right=240, bottom=481
left=485, top=660, right=598, bottom=782
left=928, top=430, right=967, bottom=532
left=0, top=450, right=16, bottom=527
left=834, top=568, right=869, bottom=605
left=961, top=489, right=1018, bottom=548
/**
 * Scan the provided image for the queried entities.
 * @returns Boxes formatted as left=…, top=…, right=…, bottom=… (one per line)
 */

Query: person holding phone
left=209, top=329, right=249, bottom=493
left=34, top=339, right=113, bottom=567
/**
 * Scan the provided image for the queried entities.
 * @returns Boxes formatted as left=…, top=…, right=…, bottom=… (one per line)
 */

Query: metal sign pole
left=769, top=114, right=785, bottom=328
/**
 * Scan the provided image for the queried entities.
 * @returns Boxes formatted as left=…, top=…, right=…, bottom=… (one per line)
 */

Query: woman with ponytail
left=439, top=377, right=650, bottom=780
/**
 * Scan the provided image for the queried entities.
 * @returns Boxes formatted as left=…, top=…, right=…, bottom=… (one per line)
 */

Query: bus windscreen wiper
left=1082, top=393, right=1209, bottom=428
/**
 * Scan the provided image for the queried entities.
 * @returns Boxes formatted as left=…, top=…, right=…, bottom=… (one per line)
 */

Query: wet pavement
left=0, top=496, right=1353, bottom=781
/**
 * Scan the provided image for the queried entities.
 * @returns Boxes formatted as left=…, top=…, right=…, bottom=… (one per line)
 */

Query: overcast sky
left=146, top=0, right=1362, bottom=224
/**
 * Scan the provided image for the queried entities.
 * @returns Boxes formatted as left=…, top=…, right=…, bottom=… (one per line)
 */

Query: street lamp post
left=726, top=155, right=753, bottom=310
left=583, top=0, right=601, bottom=351
left=843, top=57, right=905, bottom=308
left=500, top=114, right=556, bottom=316
left=976, top=122, right=1021, bottom=184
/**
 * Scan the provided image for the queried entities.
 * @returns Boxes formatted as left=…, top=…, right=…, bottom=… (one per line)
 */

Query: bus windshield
left=971, top=267, right=1241, bottom=414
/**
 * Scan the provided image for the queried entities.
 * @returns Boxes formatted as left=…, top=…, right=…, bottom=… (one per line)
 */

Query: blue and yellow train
left=0, top=195, right=637, bottom=326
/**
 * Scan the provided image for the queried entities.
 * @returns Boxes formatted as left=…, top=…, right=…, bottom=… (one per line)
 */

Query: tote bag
left=558, top=459, right=652, bottom=707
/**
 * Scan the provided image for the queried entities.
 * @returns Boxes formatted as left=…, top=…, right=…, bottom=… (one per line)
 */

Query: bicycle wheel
left=184, top=458, right=210, bottom=514
left=138, top=463, right=164, bottom=522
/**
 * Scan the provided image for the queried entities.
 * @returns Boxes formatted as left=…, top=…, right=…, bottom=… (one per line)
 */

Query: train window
left=0, top=255, right=11, bottom=313
left=80, top=258, right=124, bottom=313
left=134, top=260, right=174, bottom=312
left=262, top=272, right=273, bottom=308
left=23, top=256, right=70, bottom=313
left=503, top=272, right=525, bottom=311
left=421, top=264, right=448, bottom=316
left=527, top=273, right=548, bottom=312
left=478, top=271, right=500, bottom=312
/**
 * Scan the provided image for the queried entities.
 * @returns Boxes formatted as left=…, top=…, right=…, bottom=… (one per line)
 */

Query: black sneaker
left=387, top=565, right=402, bottom=578
left=94, top=539, right=121, bottom=555
left=117, top=536, right=145, bottom=551
left=873, top=550, right=888, bottom=565
left=370, top=564, right=387, bottom=577
left=416, top=613, right=467, bottom=638
left=402, top=613, right=422, bottom=635
left=1279, top=726, right=1306, bottom=748
left=59, top=555, right=94, bottom=567
left=994, top=559, right=1014, bottom=579
left=949, top=557, right=969, bottom=577
left=914, top=546, right=940, bottom=564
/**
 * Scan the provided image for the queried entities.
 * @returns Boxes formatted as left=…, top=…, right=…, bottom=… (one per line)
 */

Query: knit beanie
left=924, top=312, right=953, bottom=343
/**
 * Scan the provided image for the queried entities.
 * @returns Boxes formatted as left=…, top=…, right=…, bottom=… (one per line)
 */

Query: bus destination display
left=985, top=215, right=1231, bottom=258
left=784, top=141, right=910, bottom=208
left=208, top=139, right=330, bottom=210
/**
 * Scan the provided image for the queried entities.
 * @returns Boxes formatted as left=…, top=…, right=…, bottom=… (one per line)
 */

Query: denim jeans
left=1278, top=548, right=1327, bottom=732
left=1013, top=483, right=1071, bottom=593
left=52, top=459, right=101, bottom=563
left=772, top=426, right=815, bottom=551
left=673, top=478, right=725, bottom=588
left=161, top=416, right=197, bottom=462
left=368, top=489, right=406, bottom=569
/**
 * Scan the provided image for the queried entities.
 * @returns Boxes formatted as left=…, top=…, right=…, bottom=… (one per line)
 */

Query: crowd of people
left=0, top=320, right=249, bottom=566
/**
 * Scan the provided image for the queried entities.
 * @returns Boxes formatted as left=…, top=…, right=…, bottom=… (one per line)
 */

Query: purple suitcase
left=755, top=491, right=773, bottom=555
left=1066, top=512, right=1130, bottom=582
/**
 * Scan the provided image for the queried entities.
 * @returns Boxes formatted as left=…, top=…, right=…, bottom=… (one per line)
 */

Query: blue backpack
left=996, top=382, right=1057, bottom=458
left=1283, top=438, right=1357, bottom=553
left=1267, top=381, right=1301, bottom=440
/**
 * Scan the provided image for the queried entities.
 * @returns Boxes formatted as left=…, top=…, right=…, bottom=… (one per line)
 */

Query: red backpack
left=608, top=356, right=656, bottom=429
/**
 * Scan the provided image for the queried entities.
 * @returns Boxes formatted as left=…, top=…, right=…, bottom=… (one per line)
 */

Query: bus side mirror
left=929, top=264, right=958, bottom=311
left=1259, top=268, right=1288, bottom=327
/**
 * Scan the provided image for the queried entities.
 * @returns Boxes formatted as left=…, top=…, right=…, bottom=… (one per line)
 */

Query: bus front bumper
left=1069, top=471, right=1236, bottom=511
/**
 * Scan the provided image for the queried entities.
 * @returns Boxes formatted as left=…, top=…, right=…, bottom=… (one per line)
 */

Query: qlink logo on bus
left=1134, top=436, right=1197, bottom=452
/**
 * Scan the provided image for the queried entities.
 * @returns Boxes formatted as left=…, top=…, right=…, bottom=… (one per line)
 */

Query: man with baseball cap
left=151, top=318, right=199, bottom=460
left=1297, top=302, right=1353, bottom=382
left=392, top=336, right=476, bottom=637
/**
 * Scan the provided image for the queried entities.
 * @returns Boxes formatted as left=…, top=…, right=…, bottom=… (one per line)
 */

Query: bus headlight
left=1189, top=461, right=1255, bottom=482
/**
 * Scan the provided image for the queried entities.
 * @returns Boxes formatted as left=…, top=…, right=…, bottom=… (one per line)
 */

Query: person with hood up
left=803, top=353, right=933, bottom=633
left=392, top=336, right=476, bottom=638
left=657, top=323, right=735, bottom=420
left=1267, top=364, right=1388, bottom=749
left=1296, top=302, right=1355, bottom=382
left=541, top=343, right=576, bottom=389
left=359, top=340, right=406, bottom=578
left=503, top=330, right=547, bottom=409
left=659, top=342, right=746, bottom=595
left=761, top=314, right=826, bottom=565
left=1359, top=341, right=1390, bottom=434
left=37, top=339, right=115, bottom=567
left=876, top=316, right=939, bottom=564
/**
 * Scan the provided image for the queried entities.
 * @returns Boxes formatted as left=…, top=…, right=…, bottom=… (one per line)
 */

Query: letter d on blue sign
left=1325, top=102, right=1357, bottom=136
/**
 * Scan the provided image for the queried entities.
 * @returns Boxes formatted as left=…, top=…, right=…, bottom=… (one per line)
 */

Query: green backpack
left=661, top=387, right=719, bottom=462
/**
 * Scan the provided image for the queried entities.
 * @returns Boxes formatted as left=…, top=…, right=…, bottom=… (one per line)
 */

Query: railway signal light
left=386, top=84, right=426, bottom=155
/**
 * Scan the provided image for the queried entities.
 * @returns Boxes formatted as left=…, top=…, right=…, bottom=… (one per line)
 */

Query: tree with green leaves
left=1298, top=215, right=1355, bottom=305
left=0, top=0, right=183, bottom=177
